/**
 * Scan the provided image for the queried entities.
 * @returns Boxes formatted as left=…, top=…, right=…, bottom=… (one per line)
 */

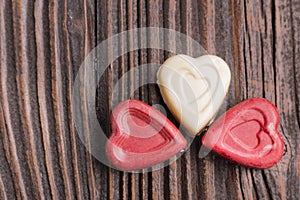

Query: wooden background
left=0, top=0, right=299, bottom=199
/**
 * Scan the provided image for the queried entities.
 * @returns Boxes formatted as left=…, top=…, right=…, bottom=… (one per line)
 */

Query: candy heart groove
left=157, top=54, right=231, bottom=135
left=229, top=119, right=261, bottom=149
left=106, top=100, right=187, bottom=171
left=202, top=98, right=284, bottom=168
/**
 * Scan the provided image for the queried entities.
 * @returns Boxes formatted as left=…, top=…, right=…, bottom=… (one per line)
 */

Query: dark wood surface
left=0, top=0, right=299, bottom=199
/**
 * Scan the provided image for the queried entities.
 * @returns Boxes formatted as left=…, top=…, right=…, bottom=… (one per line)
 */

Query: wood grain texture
left=0, top=0, right=299, bottom=199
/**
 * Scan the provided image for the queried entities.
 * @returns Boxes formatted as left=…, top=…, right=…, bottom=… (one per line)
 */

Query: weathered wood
left=0, top=0, right=299, bottom=199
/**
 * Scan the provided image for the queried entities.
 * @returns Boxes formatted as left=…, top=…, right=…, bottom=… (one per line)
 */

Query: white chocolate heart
left=157, top=54, right=231, bottom=135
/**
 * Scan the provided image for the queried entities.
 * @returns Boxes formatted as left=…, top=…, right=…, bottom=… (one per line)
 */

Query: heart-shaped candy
left=157, top=54, right=231, bottom=135
left=106, top=100, right=187, bottom=171
left=202, top=98, right=284, bottom=168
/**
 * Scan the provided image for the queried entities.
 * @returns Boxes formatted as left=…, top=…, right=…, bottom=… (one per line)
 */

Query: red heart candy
left=202, top=98, right=284, bottom=168
left=106, top=100, right=187, bottom=171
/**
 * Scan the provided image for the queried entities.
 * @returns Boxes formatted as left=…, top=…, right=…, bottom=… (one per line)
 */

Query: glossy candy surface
left=202, top=98, right=284, bottom=168
left=106, top=100, right=187, bottom=171
left=157, top=54, right=231, bottom=135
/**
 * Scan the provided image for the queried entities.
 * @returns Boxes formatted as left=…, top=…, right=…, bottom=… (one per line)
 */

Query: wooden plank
left=0, top=0, right=27, bottom=199
left=273, top=0, right=300, bottom=199
left=146, top=1, right=166, bottom=199
left=163, top=1, right=182, bottom=199
left=0, top=0, right=299, bottom=199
